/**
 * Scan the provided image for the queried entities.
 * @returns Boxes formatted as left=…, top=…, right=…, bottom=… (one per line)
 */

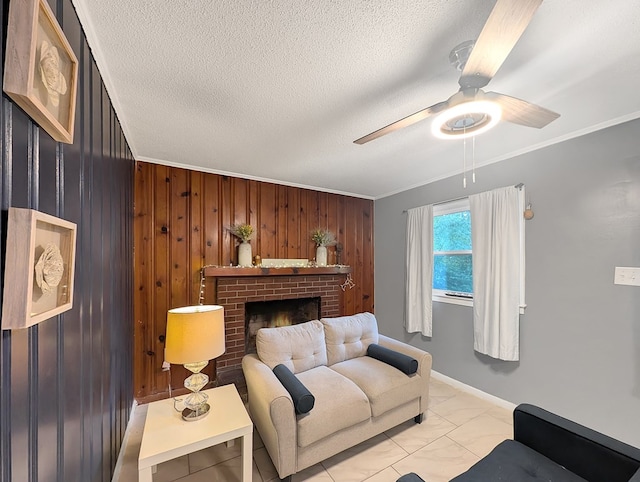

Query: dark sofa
left=399, top=403, right=640, bottom=482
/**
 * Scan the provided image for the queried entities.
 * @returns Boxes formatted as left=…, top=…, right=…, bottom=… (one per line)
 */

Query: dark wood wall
left=0, top=0, right=134, bottom=480
left=134, top=162, right=374, bottom=401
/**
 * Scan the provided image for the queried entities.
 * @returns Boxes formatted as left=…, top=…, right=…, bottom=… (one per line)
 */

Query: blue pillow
left=272, top=364, right=315, bottom=414
left=367, top=344, right=418, bottom=375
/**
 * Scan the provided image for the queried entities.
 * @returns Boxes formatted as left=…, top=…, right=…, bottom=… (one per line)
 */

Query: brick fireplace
left=214, top=273, right=344, bottom=380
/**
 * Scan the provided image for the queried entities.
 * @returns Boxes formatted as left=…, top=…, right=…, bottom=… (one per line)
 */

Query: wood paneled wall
left=0, top=0, right=134, bottom=480
left=134, top=162, right=374, bottom=401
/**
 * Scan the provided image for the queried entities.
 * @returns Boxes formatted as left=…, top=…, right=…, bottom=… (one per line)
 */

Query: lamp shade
left=165, top=305, right=225, bottom=364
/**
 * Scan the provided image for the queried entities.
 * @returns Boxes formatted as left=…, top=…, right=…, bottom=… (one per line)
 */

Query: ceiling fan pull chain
left=472, top=135, right=476, bottom=184
left=463, top=132, right=467, bottom=188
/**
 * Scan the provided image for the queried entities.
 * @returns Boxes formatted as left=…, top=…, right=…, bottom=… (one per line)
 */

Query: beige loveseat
left=242, top=312, right=432, bottom=481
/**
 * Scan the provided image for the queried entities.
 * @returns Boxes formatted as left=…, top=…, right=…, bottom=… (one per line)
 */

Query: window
left=433, top=198, right=473, bottom=306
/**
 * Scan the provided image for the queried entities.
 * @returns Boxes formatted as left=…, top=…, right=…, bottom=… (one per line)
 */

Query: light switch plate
left=614, top=267, right=640, bottom=286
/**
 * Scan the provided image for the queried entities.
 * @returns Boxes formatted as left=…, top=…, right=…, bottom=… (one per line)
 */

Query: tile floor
left=115, top=377, right=513, bottom=482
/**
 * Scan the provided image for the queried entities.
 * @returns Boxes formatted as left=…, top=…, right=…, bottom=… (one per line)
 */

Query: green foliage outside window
left=433, top=211, right=471, bottom=251
left=433, top=254, right=473, bottom=293
left=433, top=211, right=473, bottom=294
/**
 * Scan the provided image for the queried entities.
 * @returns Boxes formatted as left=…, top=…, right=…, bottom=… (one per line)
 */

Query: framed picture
left=1, top=208, right=77, bottom=329
left=3, top=0, right=78, bottom=144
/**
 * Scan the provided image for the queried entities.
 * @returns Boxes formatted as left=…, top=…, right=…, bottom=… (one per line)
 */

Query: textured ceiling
left=71, top=0, right=640, bottom=199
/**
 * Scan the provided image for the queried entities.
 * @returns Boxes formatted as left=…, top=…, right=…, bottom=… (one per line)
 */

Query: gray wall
left=374, top=118, right=640, bottom=447
left=0, top=0, right=134, bottom=480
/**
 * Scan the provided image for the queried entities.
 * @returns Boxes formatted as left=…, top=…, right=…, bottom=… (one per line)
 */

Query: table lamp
left=165, top=305, right=225, bottom=421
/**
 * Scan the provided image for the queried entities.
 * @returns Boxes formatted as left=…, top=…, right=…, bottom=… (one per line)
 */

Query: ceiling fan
left=354, top=0, right=560, bottom=145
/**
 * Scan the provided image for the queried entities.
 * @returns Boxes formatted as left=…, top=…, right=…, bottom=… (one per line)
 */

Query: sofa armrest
left=514, top=404, right=640, bottom=482
left=378, top=335, right=432, bottom=379
left=242, top=354, right=297, bottom=479
left=378, top=335, right=432, bottom=414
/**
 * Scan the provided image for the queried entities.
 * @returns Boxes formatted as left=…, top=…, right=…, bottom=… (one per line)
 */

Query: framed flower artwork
left=1, top=208, right=77, bottom=329
left=3, top=0, right=78, bottom=144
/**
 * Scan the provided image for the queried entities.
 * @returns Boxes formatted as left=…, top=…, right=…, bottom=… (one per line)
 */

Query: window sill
left=432, top=295, right=526, bottom=314
left=433, top=294, right=473, bottom=307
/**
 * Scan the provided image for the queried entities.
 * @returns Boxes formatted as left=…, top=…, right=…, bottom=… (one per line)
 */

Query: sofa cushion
left=450, top=439, right=588, bottom=482
left=321, top=312, right=379, bottom=366
left=256, top=319, right=327, bottom=374
left=295, top=366, right=371, bottom=447
left=330, top=356, right=423, bottom=417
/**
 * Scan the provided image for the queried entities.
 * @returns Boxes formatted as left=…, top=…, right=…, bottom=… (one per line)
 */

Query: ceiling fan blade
left=486, top=91, right=559, bottom=128
left=354, top=101, right=448, bottom=144
left=459, top=0, right=543, bottom=89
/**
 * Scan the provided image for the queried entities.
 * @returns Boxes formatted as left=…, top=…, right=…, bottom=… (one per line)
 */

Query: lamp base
left=181, top=402, right=210, bottom=421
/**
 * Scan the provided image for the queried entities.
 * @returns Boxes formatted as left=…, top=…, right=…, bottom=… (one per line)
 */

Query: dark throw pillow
left=367, top=344, right=418, bottom=375
left=396, top=473, right=426, bottom=482
left=272, top=364, right=315, bottom=414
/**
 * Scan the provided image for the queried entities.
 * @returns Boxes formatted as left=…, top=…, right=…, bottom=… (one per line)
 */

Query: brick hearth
left=215, top=275, right=343, bottom=375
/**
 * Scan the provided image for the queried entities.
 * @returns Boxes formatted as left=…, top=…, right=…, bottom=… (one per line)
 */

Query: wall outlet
left=614, top=267, right=640, bottom=286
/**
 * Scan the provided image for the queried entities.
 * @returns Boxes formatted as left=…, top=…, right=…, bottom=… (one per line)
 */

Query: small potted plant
left=228, top=223, right=255, bottom=267
left=311, top=228, right=336, bottom=266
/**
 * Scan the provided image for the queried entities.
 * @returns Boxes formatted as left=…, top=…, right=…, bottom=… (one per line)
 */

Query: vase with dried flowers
left=311, top=228, right=336, bottom=266
left=228, top=223, right=255, bottom=266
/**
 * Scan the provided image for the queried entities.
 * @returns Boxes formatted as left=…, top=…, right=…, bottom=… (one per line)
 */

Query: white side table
left=138, top=384, right=253, bottom=481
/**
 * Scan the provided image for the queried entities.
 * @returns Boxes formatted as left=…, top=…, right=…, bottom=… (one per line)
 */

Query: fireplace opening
left=245, top=297, right=321, bottom=354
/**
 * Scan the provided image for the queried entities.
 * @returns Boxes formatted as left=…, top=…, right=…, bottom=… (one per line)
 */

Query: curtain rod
left=402, top=183, right=524, bottom=213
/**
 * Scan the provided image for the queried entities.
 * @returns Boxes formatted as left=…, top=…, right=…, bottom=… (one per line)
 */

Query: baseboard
left=430, top=370, right=517, bottom=412
left=111, top=400, right=138, bottom=482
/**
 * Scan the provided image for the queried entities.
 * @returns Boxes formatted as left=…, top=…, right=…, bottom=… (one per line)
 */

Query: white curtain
left=469, top=186, right=524, bottom=361
left=405, top=205, right=433, bottom=336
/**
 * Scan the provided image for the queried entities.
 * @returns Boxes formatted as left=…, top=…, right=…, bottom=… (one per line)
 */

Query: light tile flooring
left=115, top=378, right=513, bottom=482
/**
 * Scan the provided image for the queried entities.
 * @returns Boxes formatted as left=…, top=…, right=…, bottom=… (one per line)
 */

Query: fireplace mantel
left=203, top=265, right=351, bottom=277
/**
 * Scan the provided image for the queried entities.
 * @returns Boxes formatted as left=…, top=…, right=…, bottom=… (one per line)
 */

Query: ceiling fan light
left=431, top=100, right=502, bottom=140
